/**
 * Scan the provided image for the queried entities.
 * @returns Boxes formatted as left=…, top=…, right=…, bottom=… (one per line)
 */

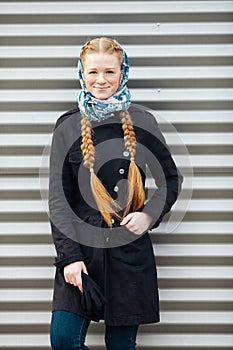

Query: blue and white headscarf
left=77, top=49, right=131, bottom=122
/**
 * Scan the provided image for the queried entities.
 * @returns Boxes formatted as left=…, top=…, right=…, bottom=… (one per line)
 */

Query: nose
left=96, top=73, right=106, bottom=84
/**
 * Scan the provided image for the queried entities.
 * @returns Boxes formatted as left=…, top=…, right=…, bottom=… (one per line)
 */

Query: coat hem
left=52, top=307, right=160, bottom=326
left=52, top=306, right=160, bottom=326
left=105, top=314, right=160, bottom=326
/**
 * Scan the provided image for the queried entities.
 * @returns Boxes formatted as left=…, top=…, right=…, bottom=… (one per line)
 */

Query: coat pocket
left=110, top=232, right=149, bottom=267
left=68, top=148, right=83, bottom=164
left=68, top=148, right=89, bottom=187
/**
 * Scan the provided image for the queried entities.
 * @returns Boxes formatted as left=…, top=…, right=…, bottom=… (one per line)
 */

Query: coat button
left=123, top=150, right=129, bottom=157
left=118, top=168, right=125, bottom=175
left=113, top=186, right=119, bottom=192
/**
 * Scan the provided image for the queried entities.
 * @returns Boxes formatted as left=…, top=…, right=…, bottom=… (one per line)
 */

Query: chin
left=94, top=94, right=112, bottom=100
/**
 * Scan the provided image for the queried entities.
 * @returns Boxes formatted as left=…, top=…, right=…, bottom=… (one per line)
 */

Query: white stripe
left=0, top=244, right=232, bottom=257
left=0, top=155, right=232, bottom=168
left=1, top=44, right=233, bottom=58
left=0, top=311, right=232, bottom=325
left=0, top=23, right=232, bottom=37
left=0, top=266, right=232, bottom=279
left=1, top=132, right=232, bottom=146
left=1, top=288, right=232, bottom=302
left=0, top=110, right=232, bottom=124
left=0, top=221, right=232, bottom=235
left=1, top=66, right=233, bottom=80
left=1, top=1, right=232, bottom=15
left=1, top=176, right=231, bottom=190
left=1, top=88, right=232, bottom=102
left=0, top=199, right=232, bottom=213
left=0, top=333, right=232, bottom=346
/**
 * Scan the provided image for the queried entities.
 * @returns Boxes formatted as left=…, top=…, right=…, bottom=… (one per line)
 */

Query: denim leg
left=50, top=311, right=90, bottom=350
left=105, top=324, right=139, bottom=350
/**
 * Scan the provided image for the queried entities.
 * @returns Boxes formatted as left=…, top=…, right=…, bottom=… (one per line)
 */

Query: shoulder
left=128, top=104, right=167, bottom=145
left=51, top=107, right=83, bottom=148
left=54, top=107, right=81, bottom=130
left=128, top=103, right=158, bottom=130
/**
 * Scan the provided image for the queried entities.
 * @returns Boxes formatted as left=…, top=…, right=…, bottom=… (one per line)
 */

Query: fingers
left=120, top=212, right=134, bottom=226
left=82, top=264, right=88, bottom=275
left=64, top=261, right=87, bottom=293
left=120, top=212, right=152, bottom=235
left=120, top=212, right=140, bottom=234
left=64, top=271, right=83, bottom=292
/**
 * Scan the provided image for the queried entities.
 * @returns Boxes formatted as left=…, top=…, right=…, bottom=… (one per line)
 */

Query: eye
left=88, top=71, right=97, bottom=74
left=106, top=70, right=115, bottom=74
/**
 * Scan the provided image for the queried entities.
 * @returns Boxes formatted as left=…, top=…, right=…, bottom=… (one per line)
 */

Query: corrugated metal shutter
left=0, top=1, right=233, bottom=349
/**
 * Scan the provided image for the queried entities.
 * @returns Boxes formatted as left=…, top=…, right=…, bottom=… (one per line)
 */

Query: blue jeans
left=50, top=311, right=139, bottom=350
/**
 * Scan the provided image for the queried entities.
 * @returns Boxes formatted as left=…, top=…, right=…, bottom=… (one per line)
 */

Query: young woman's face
left=83, top=52, right=122, bottom=100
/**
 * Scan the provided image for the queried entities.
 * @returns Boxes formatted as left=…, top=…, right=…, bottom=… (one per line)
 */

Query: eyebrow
left=86, top=67, right=117, bottom=71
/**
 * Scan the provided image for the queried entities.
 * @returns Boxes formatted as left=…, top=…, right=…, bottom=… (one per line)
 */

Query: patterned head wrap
left=77, top=49, right=131, bottom=122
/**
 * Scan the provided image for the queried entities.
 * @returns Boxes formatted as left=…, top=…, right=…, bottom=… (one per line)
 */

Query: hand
left=120, top=212, right=153, bottom=235
left=64, top=261, right=88, bottom=293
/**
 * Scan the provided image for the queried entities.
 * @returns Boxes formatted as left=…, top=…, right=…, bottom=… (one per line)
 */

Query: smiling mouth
left=94, top=87, right=109, bottom=90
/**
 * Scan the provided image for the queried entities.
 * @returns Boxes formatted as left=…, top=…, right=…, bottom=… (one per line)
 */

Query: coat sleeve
left=49, top=115, right=84, bottom=268
left=141, top=114, right=183, bottom=230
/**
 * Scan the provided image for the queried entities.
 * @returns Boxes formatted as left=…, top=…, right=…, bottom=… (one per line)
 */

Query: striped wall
left=0, top=1, right=233, bottom=349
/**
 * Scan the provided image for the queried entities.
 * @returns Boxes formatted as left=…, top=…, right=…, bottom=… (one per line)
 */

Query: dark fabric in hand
left=81, top=272, right=107, bottom=318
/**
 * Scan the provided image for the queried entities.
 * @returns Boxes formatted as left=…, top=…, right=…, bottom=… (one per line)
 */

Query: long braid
left=120, top=110, right=145, bottom=217
left=80, top=115, right=95, bottom=169
left=81, top=115, right=121, bottom=228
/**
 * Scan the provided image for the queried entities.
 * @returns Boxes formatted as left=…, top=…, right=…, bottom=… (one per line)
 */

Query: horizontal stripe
left=0, top=333, right=232, bottom=346
left=1, top=66, right=233, bottom=80
left=1, top=132, right=232, bottom=146
left=1, top=1, right=233, bottom=15
left=0, top=110, right=232, bottom=124
left=1, top=23, right=232, bottom=37
left=0, top=221, right=232, bottom=235
left=1, top=44, right=233, bottom=58
left=1, top=288, right=233, bottom=302
left=0, top=244, right=232, bottom=257
left=1, top=88, right=232, bottom=102
left=0, top=199, right=232, bottom=213
left=0, top=266, right=232, bottom=279
left=0, top=312, right=232, bottom=326
left=0, top=155, right=231, bottom=168
left=1, top=176, right=231, bottom=190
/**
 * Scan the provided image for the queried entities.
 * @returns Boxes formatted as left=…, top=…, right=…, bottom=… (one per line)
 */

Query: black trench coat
left=49, top=103, right=183, bottom=326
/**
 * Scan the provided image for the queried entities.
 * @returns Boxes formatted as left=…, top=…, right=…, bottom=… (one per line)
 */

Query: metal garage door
left=0, top=1, right=232, bottom=349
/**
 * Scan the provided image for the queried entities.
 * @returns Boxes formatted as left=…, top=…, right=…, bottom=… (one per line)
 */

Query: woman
left=49, top=37, right=182, bottom=350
